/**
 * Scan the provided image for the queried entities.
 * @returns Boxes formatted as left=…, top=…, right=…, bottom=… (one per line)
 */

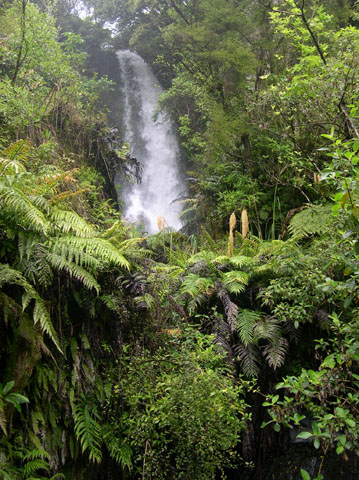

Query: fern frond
left=74, top=402, right=102, bottom=463
left=102, top=427, right=132, bottom=469
left=22, top=449, right=51, bottom=478
left=23, top=458, right=50, bottom=477
left=229, top=255, right=252, bottom=268
left=212, top=255, right=230, bottom=264
left=187, top=293, right=208, bottom=314
left=0, top=156, right=27, bottom=174
left=50, top=188, right=90, bottom=203
left=0, top=264, right=61, bottom=351
left=99, top=295, right=123, bottom=314
left=32, top=297, right=60, bottom=350
left=108, top=442, right=132, bottom=469
left=54, top=237, right=130, bottom=270
left=236, top=310, right=262, bottom=346
left=254, top=317, right=282, bottom=342
left=187, top=250, right=217, bottom=265
left=215, top=282, right=238, bottom=331
left=101, top=220, right=123, bottom=239
left=28, top=194, right=50, bottom=214
left=45, top=252, right=100, bottom=293
left=18, top=235, right=53, bottom=286
left=221, top=270, right=248, bottom=294
left=51, top=207, right=96, bottom=237
left=235, top=343, right=261, bottom=377
left=283, top=320, right=302, bottom=343
left=134, top=293, right=156, bottom=311
left=152, top=263, right=184, bottom=276
left=199, top=227, right=217, bottom=251
left=262, top=337, right=288, bottom=370
left=48, top=238, right=101, bottom=271
left=288, top=204, right=332, bottom=240
left=0, top=139, right=31, bottom=164
left=23, top=448, right=51, bottom=461
left=0, top=182, right=50, bottom=234
left=253, top=240, right=288, bottom=262
left=181, top=273, right=214, bottom=297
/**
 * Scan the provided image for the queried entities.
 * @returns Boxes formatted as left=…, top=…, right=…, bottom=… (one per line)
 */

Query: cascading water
left=116, top=50, right=185, bottom=233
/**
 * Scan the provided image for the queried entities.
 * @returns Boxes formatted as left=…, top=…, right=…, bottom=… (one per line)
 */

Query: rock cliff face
left=265, top=444, right=359, bottom=480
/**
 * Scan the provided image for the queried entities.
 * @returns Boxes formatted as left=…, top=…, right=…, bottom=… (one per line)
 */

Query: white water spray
left=116, top=50, right=185, bottom=233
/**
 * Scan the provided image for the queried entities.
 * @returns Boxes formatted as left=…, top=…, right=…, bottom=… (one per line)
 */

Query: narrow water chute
left=116, top=50, right=185, bottom=233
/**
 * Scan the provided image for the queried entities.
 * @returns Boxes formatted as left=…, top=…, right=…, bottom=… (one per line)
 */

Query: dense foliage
left=2, top=1, right=359, bottom=479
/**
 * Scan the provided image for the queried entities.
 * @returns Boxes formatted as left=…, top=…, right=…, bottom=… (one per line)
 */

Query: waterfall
left=116, top=50, right=185, bottom=233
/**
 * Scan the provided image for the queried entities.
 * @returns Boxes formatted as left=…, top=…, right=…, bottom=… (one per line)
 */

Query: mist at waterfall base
left=116, top=50, right=185, bottom=234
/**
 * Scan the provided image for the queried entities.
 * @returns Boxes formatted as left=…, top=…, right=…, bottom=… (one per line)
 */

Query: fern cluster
left=0, top=145, right=133, bottom=350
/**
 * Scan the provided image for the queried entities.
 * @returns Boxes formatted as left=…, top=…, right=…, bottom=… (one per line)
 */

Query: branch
left=296, top=0, right=326, bottom=65
left=167, top=0, right=190, bottom=25
left=12, top=0, right=28, bottom=85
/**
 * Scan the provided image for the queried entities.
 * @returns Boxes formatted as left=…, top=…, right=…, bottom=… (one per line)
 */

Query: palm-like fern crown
left=288, top=204, right=332, bottom=240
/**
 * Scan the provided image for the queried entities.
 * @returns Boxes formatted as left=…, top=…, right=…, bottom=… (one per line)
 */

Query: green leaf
left=2, top=381, right=14, bottom=395
left=336, top=445, right=344, bottom=455
left=301, top=469, right=311, bottom=480
left=345, top=418, right=355, bottom=428
left=321, top=355, right=335, bottom=369
left=296, top=431, right=313, bottom=440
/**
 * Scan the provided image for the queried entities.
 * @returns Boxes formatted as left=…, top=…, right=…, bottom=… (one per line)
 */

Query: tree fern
left=74, top=402, right=102, bottom=463
left=288, top=204, right=332, bottom=240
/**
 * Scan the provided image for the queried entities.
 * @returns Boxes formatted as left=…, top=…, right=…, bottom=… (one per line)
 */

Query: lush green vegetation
left=1, top=0, right=359, bottom=479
